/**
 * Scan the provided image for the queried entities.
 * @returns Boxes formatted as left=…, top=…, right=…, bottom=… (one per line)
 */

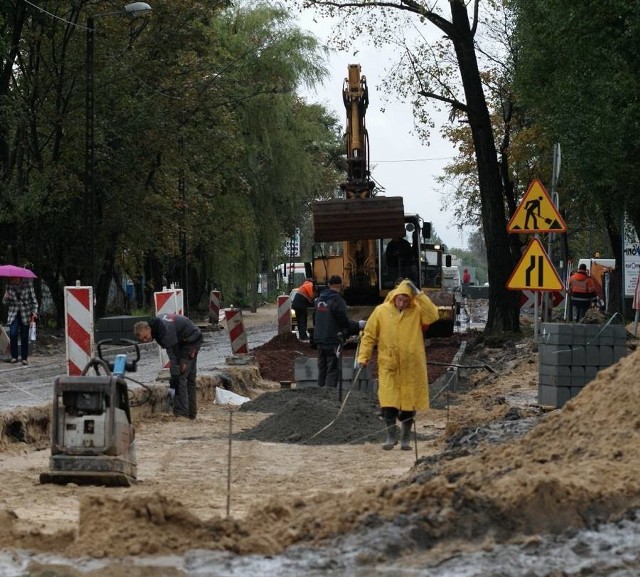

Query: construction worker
left=291, top=277, right=315, bottom=340
left=313, top=275, right=364, bottom=387
left=357, top=279, right=439, bottom=451
left=134, top=314, right=203, bottom=419
left=568, top=263, right=597, bottom=322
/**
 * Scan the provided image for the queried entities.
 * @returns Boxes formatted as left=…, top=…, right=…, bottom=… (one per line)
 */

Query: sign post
left=507, top=179, right=567, bottom=341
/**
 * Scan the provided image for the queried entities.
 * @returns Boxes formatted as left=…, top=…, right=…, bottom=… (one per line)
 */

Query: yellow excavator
left=311, top=64, right=456, bottom=337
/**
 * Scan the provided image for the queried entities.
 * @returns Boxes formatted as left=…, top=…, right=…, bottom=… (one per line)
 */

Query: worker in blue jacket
left=313, top=275, right=364, bottom=387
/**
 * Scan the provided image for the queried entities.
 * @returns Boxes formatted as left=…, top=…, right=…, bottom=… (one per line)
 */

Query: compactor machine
left=39, top=340, right=140, bottom=487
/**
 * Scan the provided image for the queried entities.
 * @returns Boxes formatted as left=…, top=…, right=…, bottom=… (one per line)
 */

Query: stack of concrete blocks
left=539, top=322, right=627, bottom=408
left=294, top=356, right=375, bottom=394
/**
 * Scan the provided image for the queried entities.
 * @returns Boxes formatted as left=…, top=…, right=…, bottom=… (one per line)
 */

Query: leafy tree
left=510, top=0, right=640, bottom=312
left=0, top=0, right=343, bottom=323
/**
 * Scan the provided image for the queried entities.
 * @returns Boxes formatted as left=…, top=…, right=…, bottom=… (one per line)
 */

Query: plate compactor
left=39, top=339, right=140, bottom=487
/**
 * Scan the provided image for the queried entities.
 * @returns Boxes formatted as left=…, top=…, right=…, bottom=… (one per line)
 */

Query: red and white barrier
left=277, top=294, right=291, bottom=335
left=154, top=290, right=180, bottom=317
left=209, top=290, right=221, bottom=326
left=64, top=286, right=94, bottom=376
left=154, top=290, right=180, bottom=368
left=224, top=308, right=248, bottom=354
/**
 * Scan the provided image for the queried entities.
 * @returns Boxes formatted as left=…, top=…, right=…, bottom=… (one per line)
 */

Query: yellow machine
left=311, top=64, right=456, bottom=336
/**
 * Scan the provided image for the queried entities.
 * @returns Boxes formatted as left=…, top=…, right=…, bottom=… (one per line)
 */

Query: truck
left=310, top=64, right=456, bottom=337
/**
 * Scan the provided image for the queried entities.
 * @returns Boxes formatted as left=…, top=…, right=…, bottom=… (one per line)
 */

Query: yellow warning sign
left=507, top=237, right=563, bottom=291
left=507, top=179, right=566, bottom=233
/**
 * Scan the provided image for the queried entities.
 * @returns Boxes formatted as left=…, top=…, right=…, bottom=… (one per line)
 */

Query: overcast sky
left=295, top=9, right=466, bottom=250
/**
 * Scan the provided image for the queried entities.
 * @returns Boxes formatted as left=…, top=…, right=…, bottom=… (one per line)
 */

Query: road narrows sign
left=507, top=178, right=567, bottom=234
left=507, top=237, right=563, bottom=291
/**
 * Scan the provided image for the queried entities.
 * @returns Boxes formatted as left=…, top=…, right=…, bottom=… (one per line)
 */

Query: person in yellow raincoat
left=357, top=279, right=440, bottom=450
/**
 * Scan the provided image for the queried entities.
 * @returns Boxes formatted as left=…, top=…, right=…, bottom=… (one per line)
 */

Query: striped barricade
left=64, top=286, right=94, bottom=375
left=224, top=308, right=248, bottom=354
left=277, top=294, right=291, bottom=335
left=154, top=290, right=179, bottom=368
left=209, top=290, right=221, bottom=327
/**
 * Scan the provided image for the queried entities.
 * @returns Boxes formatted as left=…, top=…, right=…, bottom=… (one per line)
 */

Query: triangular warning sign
left=507, top=179, right=567, bottom=233
left=507, top=238, right=563, bottom=291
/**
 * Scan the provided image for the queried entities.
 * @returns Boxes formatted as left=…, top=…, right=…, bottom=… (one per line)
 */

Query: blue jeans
left=9, top=314, right=29, bottom=361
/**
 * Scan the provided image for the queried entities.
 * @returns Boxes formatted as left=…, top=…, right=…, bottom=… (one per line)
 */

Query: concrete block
left=570, top=386, right=585, bottom=399
left=599, top=345, right=613, bottom=366
left=294, top=357, right=372, bottom=391
left=538, top=384, right=572, bottom=408
left=613, top=346, right=627, bottom=363
left=571, top=345, right=586, bottom=365
left=294, top=357, right=318, bottom=383
left=539, top=365, right=570, bottom=387
left=539, top=344, right=572, bottom=366
left=584, top=345, right=601, bottom=366
left=570, top=365, right=586, bottom=387
left=584, top=366, right=598, bottom=384
left=569, top=324, right=587, bottom=346
left=593, top=324, right=626, bottom=346
left=539, top=364, right=570, bottom=378
left=540, top=324, right=574, bottom=346
left=583, top=324, right=602, bottom=342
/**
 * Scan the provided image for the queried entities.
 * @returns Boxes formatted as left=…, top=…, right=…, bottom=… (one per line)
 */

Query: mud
left=1, top=307, right=640, bottom=576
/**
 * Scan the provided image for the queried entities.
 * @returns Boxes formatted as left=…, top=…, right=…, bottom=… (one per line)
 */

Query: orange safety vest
left=569, top=272, right=595, bottom=301
left=297, top=280, right=314, bottom=302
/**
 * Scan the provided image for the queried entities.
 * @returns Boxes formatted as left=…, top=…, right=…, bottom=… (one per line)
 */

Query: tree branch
left=417, top=89, right=467, bottom=113
left=307, top=0, right=456, bottom=37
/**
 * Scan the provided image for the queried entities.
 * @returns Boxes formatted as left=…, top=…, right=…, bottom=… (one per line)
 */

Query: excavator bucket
left=313, top=196, right=405, bottom=242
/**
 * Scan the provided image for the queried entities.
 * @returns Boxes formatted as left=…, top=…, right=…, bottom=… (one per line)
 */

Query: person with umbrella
left=1, top=266, right=38, bottom=365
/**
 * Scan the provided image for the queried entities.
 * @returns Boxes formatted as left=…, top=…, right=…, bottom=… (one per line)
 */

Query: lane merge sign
left=507, top=237, right=564, bottom=291
left=507, top=179, right=567, bottom=234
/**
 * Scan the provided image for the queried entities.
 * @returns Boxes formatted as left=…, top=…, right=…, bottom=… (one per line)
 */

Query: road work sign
left=507, top=238, right=563, bottom=291
left=507, top=179, right=567, bottom=234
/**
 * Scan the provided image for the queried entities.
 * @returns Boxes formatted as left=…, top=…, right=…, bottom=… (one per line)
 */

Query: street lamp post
left=85, top=2, right=152, bottom=297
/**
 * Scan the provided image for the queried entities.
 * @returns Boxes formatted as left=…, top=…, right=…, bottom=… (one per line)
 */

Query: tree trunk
left=449, top=0, right=520, bottom=333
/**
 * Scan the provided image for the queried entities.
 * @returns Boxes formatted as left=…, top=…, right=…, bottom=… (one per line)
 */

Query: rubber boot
left=382, top=419, right=398, bottom=450
left=400, top=419, right=413, bottom=451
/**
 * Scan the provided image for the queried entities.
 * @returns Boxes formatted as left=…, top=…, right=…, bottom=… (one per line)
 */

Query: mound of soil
left=251, top=332, right=464, bottom=385
left=236, top=387, right=385, bottom=445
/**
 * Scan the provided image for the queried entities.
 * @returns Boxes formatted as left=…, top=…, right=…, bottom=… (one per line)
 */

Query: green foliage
left=0, top=0, right=343, bottom=321
left=510, top=0, right=640, bottom=249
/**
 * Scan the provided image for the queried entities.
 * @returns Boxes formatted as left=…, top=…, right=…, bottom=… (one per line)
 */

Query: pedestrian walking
left=291, top=277, right=315, bottom=340
left=568, top=263, right=596, bottom=322
left=357, top=279, right=440, bottom=450
left=3, top=277, right=38, bottom=365
left=134, top=314, right=203, bottom=419
left=313, top=275, right=364, bottom=387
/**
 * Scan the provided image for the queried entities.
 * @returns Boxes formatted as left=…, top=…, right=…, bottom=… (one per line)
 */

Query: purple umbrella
left=0, top=264, right=37, bottom=279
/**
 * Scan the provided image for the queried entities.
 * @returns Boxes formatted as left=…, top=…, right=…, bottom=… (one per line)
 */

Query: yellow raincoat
left=357, top=280, right=440, bottom=411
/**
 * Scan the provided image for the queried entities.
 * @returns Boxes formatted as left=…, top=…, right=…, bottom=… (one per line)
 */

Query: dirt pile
left=56, top=344, right=640, bottom=557
left=1, top=329, right=638, bottom=562
left=235, top=387, right=386, bottom=445
left=251, top=332, right=464, bottom=384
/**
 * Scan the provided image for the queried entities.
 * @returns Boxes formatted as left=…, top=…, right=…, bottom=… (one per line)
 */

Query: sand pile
left=46, top=345, right=640, bottom=558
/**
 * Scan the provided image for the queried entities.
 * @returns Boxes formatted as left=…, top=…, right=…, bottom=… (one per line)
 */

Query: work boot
left=400, top=419, right=413, bottom=451
left=382, top=419, right=398, bottom=450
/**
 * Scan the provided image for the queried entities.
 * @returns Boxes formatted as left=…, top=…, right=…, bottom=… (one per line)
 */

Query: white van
left=577, top=258, right=615, bottom=273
